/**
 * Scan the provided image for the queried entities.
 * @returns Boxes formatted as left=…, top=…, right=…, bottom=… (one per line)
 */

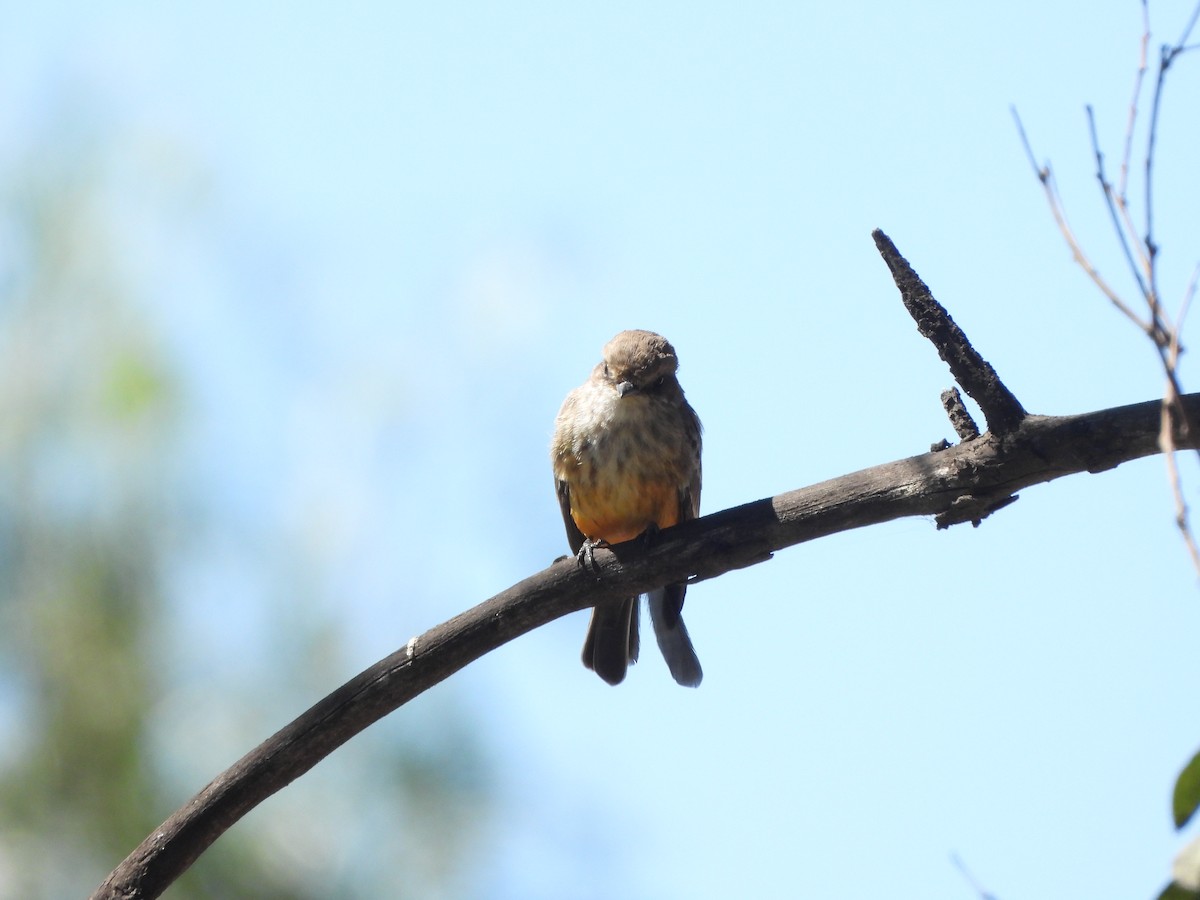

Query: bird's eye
left=654, top=376, right=665, bottom=389
left=603, top=363, right=611, bottom=378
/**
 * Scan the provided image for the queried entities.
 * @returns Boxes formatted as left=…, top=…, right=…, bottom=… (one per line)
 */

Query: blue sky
left=5, top=2, right=1200, bottom=897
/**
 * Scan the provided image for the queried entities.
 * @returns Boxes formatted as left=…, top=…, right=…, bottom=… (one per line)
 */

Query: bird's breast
left=553, top=391, right=692, bottom=543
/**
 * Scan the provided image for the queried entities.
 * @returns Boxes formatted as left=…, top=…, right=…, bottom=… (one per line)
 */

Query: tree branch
left=91, top=234, right=1200, bottom=899
left=941, top=387, right=981, bottom=443
left=92, top=390, right=1200, bottom=900
left=873, top=229, right=1027, bottom=434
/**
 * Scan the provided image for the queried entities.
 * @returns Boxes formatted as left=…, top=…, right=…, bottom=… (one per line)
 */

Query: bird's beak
left=616, top=381, right=636, bottom=397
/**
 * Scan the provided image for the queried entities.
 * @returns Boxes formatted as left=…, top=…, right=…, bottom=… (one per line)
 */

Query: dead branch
left=91, top=235, right=1200, bottom=900
left=873, top=230, right=1026, bottom=434
left=940, top=387, right=980, bottom=443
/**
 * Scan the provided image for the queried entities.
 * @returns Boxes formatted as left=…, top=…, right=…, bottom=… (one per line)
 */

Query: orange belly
left=569, top=475, right=680, bottom=544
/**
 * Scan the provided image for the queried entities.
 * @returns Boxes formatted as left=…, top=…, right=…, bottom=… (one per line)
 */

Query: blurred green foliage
left=0, top=112, right=493, bottom=899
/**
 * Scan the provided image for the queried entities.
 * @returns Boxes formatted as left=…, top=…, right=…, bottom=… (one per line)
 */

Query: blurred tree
left=0, top=119, right=180, bottom=898
left=0, top=109, right=492, bottom=898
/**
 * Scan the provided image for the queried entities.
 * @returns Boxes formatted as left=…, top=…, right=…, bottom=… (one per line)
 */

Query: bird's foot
left=576, top=537, right=609, bottom=574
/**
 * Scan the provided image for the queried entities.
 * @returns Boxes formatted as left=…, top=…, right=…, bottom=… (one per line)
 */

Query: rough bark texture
left=941, top=386, right=981, bottom=442
left=874, top=229, right=1028, bottom=433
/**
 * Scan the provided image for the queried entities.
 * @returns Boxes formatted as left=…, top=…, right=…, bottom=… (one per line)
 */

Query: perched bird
left=551, top=329, right=703, bottom=687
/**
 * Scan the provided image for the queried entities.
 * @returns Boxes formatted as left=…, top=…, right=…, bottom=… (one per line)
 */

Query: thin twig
left=1144, top=47, right=1168, bottom=305
left=1143, top=5, right=1200, bottom=576
left=1087, top=104, right=1153, bottom=306
left=1156, top=263, right=1200, bottom=574
left=1141, top=0, right=1200, bottom=310
left=1012, top=108, right=1158, bottom=339
left=1159, top=389, right=1200, bottom=575
left=1012, top=105, right=1048, bottom=183
left=1111, top=4, right=1157, bottom=312
left=1116, top=0, right=1150, bottom=201
left=1017, top=6, right=1200, bottom=576
left=1177, top=2, right=1200, bottom=52
left=1168, top=263, right=1200, bottom=461
left=951, top=853, right=1000, bottom=900
left=1180, top=263, right=1200, bottom=335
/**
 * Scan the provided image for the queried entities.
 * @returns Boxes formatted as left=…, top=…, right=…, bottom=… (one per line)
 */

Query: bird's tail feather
left=648, top=585, right=703, bottom=687
left=582, top=597, right=639, bottom=685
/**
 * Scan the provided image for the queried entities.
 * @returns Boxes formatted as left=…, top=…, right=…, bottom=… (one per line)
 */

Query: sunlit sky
left=6, top=2, right=1200, bottom=897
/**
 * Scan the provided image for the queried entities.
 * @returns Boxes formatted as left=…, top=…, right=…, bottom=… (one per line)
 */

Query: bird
left=550, top=329, right=703, bottom=687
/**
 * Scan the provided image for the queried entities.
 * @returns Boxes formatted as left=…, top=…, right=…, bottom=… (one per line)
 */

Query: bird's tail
left=582, top=597, right=639, bottom=685
left=648, top=584, right=703, bottom=687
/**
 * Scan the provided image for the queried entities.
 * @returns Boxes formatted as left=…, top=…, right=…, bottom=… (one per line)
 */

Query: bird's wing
left=556, top=478, right=587, bottom=556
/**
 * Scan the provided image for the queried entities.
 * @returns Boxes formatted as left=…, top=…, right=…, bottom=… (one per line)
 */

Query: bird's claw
left=576, top=537, right=607, bottom=575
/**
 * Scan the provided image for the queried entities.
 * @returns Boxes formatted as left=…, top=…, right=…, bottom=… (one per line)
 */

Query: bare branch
left=1163, top=265, right=1200, bottom=465
left=1112, top=4, right=1156, bottom=303
left=1116, top=0, right=1150, bottom=202
left=952, top=852, right=1001, bottom=900
left=1088, top=104, right=1153, bottom=307
left=1174, top=1, right=1200, bottom=58
left=1012, top=105, right=1049, bottom=184
left=1145, top=51, right=1167, bottom=300
left=873, top=229, right=1026, bottom=434
left=91, top=387, right=1200, bottom=900
left=1160, top=390, right=1200, bottom=574
left=1011, top=107, right=1161, bottom=341
left=1016, top=7, right=1200, bottom=572
left=1143, top=0, right=1200, bottom=311
left=1181, top=263, right=1200, bottom=332
left=940, top=387, right=980, bottom=443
